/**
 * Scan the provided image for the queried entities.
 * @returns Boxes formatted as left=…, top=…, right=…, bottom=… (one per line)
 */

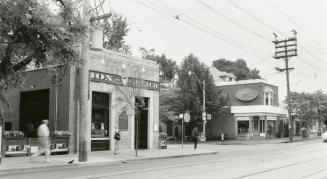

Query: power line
left=300, top=47, right=327, bottom=66
left=226, top=0, right=327, bottom=69
left=197, top=0, right=271, bottom=42
left=265, top=0, right=322, bottom=46
left=129, top=0, right=229, bottom=25
left=228, top=0, right=285, bottom=36
left=132, top=0, right=272, bottom=59
left=297, top=56, right=326, bottom=71
left=182, top=15, right=271, bottom=56
left=264, top=0, right=327, bottom=66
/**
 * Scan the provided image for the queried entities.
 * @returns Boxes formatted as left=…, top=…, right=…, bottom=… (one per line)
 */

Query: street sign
left=202, top=112, right=206, bottom=121
left=206, top=114, right=211, bottom=120
left=184, top=113, right=190, bottom=122
left=179, top=114, right=183, bottom=119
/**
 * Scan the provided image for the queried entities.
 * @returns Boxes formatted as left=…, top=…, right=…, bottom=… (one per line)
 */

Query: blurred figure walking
left=114, top=127, right=120, bottom=155
left=192, top=126, right=199, bottom=150
left=31, top=119, right=50, bottom=162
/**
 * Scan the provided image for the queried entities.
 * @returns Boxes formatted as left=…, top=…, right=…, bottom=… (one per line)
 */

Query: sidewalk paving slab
left=0, top=144, right=217, bottom=174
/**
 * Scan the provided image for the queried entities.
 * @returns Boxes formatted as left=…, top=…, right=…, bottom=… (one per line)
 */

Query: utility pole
left=79, top=0, right=91, bottom=162
left=202, top=80, right=206, bottom=142
left=79, top=0, right=111, bottom=162
left=273, top=30, right=298, bottom=142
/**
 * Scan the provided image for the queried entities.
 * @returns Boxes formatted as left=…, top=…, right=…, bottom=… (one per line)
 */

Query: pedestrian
left=114, top=127, right=120, bottom=155
left=31, top=119, right=50, bottom=162
left=192, top=126, right=199, bottom=150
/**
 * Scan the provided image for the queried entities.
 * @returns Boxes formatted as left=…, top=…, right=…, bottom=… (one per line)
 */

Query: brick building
left=208, top=67, right=287, bottom=140
left=1, top=49, right=160, bottom=152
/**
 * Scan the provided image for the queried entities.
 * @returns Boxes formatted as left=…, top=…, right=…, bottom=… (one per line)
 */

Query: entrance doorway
left=91, top=92, right=110, bottom=151
left=19, top=89, right=49, bottom=137
left=135, top=97, right=149, bottom=149
left=253, top=116, right=260, bottom=136
left=237, top=121, right=249, bottom=134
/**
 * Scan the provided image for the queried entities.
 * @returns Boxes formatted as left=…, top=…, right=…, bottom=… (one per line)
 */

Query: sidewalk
left=215, top=134, right=320, bottom=145
left=0, top=144, right=217, bottom=173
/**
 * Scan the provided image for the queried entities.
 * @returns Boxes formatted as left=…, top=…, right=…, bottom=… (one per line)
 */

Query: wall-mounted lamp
left=141, top=67, right=146, bottom=73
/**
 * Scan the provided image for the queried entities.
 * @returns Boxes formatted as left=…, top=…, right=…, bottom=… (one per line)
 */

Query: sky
left=94, top=0, right=327, bottom=102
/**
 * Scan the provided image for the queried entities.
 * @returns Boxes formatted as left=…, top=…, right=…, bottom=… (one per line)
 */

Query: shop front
left=232, top=105, right=287, bottom=139
left=1, top=49, right=160, bottom=154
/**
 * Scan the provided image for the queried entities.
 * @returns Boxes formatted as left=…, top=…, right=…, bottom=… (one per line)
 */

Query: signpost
left=0, top=112, right=3, bottom=164
left=206, top=114, right=211, bottom=120
left=184, top=113, right=190, bottom=123
left=179, top=114, right=184, bottom=148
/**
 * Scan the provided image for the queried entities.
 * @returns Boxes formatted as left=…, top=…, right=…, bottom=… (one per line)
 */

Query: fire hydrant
left=221, top=133, right=224, bottom=141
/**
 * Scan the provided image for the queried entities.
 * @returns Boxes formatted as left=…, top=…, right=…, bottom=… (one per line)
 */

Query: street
left=0, top=139, right=326, bottom=179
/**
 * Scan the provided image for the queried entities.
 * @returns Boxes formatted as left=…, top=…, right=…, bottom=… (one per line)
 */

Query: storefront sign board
left=89, top=71, right=160, bottom=91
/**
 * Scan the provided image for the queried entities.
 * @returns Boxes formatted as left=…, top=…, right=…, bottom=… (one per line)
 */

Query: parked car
left=322, top=131, right=327, bottom=143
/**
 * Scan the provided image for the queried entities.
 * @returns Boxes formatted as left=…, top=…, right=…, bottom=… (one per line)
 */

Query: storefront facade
left=207, top=67, right=287, bottom=140
left=1, top=49, right=160, bottom=153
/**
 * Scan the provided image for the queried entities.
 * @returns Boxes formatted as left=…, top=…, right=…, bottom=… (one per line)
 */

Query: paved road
left=1, top=139, right=326, bottom=179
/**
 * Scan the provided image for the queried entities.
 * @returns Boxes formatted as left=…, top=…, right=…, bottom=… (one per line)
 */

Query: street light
left=188, top=71, right=206, bottom=142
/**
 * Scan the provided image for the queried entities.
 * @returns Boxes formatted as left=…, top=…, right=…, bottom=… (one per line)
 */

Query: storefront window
left=91, top=92, right=110, bottom=138
left=237, top=121, right=249, bottom=134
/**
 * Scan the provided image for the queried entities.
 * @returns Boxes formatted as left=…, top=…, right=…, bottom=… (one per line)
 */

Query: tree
left=312, top=90, right=327, bottom=128
left=286, top=90, right=327, bottom=128
left=102, top=12, right=131, bottom=54
left=139, top=47, right=178, bottom=82
left=172, top=54, right=227, bottom=130
left=0, top=0, right=85, bottom=104
left=212, top=58, right=261, bottom=80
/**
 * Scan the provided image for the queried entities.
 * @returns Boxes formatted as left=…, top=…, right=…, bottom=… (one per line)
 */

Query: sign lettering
left=89, top=71, right=160, bottom=91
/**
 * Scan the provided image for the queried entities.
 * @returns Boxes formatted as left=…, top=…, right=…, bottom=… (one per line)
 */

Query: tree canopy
left=212, top=58, right=261, bottom=80
left=0, top=0, right=86, bottom=104
left=171, top=54, right=227, bottom=123
left=102, top=12, right=131, bottom=54
left=139, top=47, right=178, bottom=82
left=287, top=90, right=327, bottom=128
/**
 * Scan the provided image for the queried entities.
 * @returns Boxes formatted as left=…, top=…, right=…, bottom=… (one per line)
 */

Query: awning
left=231, top=105, right=287, bottom=117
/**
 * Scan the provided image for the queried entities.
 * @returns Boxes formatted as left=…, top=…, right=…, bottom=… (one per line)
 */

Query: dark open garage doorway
left=19, top=89, right=50, bottom=137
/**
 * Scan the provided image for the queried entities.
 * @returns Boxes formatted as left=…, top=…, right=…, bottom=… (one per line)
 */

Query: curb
left=0, top=150, right=218, bottom=175
left=216, top=136, right=320, bottom=145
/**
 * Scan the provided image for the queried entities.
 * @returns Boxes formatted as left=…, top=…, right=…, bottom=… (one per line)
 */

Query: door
left=135, top=97, right=148, bottom=149
left=253, top=116, right=260, bottom=136
left=19, top=89, right=50, bottom=137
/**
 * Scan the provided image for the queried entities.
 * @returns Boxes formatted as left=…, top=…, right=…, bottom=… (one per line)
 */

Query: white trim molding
left=231, top=105, right=287, bottom=117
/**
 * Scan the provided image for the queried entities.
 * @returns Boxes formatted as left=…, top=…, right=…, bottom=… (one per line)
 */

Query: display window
left=91, top=92, right=110, bottom=138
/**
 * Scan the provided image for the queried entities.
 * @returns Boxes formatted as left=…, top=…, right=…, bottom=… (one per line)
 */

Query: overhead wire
left=226, top=0, right=327, bottom=71
left=197, top=0, right=271, bottom=42
left=265, top=0, right=322, bottom=46
left=228, top=0, right=285, bottom=36
left=132, top=0, right=326, bottom=74
left=264, top=0, right=327, bottom=66
left=132, top=0, right=272, bottom=61
left=129, top=0, right=228, bottom=25
left=149, top=0, right=272, bottom=57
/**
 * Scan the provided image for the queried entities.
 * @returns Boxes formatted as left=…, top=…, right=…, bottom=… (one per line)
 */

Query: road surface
left=1, top=139, right=326, bottom=179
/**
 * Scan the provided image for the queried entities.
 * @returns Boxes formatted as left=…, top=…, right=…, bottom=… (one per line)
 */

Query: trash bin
left=159, top=133, right=167, bottom=149
left=301, top=128, right=308, bottom=138
left=317, top=129, right=322, bottom=136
